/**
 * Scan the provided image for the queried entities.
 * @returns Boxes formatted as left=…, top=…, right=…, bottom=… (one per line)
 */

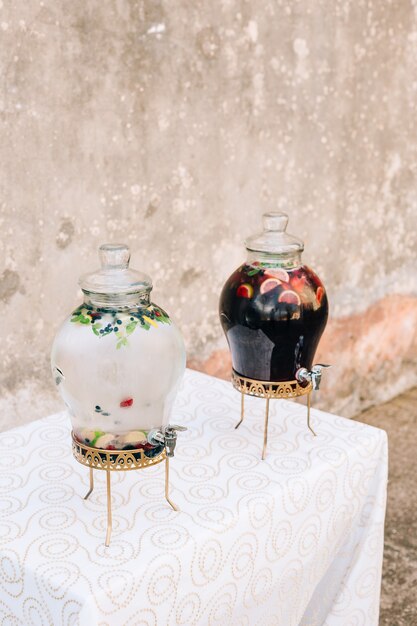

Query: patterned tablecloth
left=0, top=369, right=387, bottom=626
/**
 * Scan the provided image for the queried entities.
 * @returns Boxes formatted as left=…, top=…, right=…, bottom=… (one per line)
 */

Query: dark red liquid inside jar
left=219, top=262, right=328, bottom=381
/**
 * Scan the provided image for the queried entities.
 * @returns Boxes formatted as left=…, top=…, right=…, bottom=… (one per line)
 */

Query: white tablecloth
left=0, top=369, right=387, bottom=626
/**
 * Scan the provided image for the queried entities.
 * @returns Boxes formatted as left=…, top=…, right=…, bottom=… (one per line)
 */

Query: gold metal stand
left=72, top=433, right=177, bottom=546
left=231, top=370, right=314, bottom=459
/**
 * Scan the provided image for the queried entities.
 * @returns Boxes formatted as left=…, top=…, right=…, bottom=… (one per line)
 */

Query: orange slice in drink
left=278, top=290, right=301, bottom=305
left=264, top=268, right=289, bottom=282
left=316, top=286, right=325, bottom=304
left=260, top=277, right=280, bottom=294
left=290, top=274, right=307, bottom=292
left=236, top=283, right=254, bottom=298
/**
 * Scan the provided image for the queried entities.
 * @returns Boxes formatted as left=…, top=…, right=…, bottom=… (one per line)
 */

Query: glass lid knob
left=262, top=212, right=289, bottom=232
left=99, top=243, right=131, bottom=270
left=245, top=211, right=304, bottom=254
left=79, top=243, right=152, bottom=296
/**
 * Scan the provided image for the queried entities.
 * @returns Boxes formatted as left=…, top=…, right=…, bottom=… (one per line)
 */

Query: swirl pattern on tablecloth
left=0, top=369, right=387, bottom=625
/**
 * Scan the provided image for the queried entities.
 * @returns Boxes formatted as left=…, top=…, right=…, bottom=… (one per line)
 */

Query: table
left=0, top=369, right=387, bottom=625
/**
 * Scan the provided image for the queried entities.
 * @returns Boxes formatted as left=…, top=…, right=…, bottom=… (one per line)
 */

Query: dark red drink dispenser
left=219, top=212, right=330, bottom=457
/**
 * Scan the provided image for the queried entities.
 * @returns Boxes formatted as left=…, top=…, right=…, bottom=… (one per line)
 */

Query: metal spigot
left=296, top=364, right=331, bottom=391
left=147, top=424, right=187, bottom=457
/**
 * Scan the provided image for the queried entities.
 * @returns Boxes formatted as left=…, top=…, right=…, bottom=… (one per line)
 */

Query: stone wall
left=1, top=0, right=416, bottom=427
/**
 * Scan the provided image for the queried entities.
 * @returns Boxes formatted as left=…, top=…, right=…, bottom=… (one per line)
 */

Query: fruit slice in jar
left=290, top=274, right=307, bottom=292
left=121, top=430, right=147, bottom=446
left=78, top=429, right=96, bottom=445
left=316, top=286, right=325, bottom=304
left=95, top=434, right=116, bottom=449
left=264, top=268, right=289, bottom=282
left=236, top=283, right=253, bottom=298
left=260, top=277, right=281, bottom=294
left=278, top=290, right=301, bottom=305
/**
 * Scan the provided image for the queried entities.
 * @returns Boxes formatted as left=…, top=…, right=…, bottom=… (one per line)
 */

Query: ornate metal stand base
left=231, top=370, right=314, bottom=459
left=71, top=432, right=177, bottom=546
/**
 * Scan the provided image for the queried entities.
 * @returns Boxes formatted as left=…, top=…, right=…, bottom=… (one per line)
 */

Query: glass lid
left=245, top=212, right=304, bottom=254
left=79, top=243, right=152, bottom=296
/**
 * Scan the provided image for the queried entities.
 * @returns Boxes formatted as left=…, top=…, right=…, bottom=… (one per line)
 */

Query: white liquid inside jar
left=51, top=244, right=186, bottom=452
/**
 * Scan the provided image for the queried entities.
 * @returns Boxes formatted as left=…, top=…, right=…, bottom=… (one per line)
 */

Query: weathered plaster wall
left=0, top=0, right=416, bottom=427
